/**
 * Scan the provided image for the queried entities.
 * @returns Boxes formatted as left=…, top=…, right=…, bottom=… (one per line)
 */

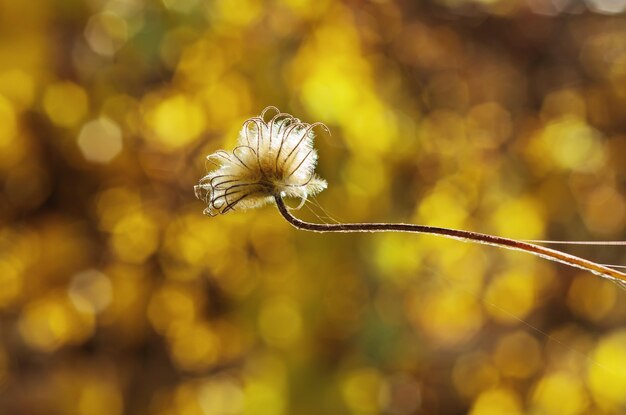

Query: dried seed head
left=195, top=107, right=328, bottom=216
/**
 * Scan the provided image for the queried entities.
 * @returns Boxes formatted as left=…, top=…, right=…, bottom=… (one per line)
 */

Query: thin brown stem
left=274, top=195, right=626, bottom=286
left=524, top=240, right=626, bottom=245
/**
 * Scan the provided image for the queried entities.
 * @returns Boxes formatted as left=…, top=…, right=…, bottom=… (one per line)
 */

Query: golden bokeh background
left=1, top=0, right=626, bottom=414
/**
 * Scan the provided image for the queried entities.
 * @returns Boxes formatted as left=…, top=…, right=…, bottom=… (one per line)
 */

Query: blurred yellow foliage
left=0, top=94, right=17, bottom=148
left=77, top=379, right=124, bottom=415
left=143, top=94, right=206, bottom=150
left=43, top=82, right=89, bottom=127
left=19, top=293, right=94, bottom=353
left=0, top=70, right=35, bottom=109
left=85, top=12, right=129, bottom=57
left=532, top=372, right=589, bottom=415
left=493, top=331, right=542, bottom=378
left=412, top=289, right=483, bottom=345
left=484, top=270, right=536, bottom=324
left=111, top=210, right=160, bottom=263
left=0, top=0, right=625, bottom=414
left=0, top=258, right=24, bottom=308
left=568, top=274, right=617, bottom=322
left=148, top=283, right=198, bottom=335
left=258, top=296, right=303, bottom=348
left=469, top=387, right=523, bottom=415
left=588, top=331, right=626, bottom=410
left=198, top=378, right=245, bottom=415
left=535, top=117, right=606, bottom=173
left=452, top=352, right=500, bottom=398
left=77, top=117, right=123, bottom=164
left=243, top=355, right=287, bottom=415
left=169, top=321, right=220, bottom=371
left=341, top=368, right=387, bottom=414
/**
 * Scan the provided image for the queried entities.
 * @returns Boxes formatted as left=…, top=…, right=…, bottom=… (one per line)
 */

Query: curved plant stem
left=274, top=195, right=626, bottom=286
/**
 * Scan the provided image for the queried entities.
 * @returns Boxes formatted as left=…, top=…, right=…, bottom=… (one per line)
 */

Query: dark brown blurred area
left=1, top=0, right=626, bottom=414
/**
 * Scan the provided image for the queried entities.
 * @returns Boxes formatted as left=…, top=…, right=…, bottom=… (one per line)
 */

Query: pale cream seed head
left=195, top=107, right=328, bottom=216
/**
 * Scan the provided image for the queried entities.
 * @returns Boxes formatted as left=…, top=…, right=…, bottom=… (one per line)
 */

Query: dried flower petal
left=195, top=107, right=328, bottom=216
